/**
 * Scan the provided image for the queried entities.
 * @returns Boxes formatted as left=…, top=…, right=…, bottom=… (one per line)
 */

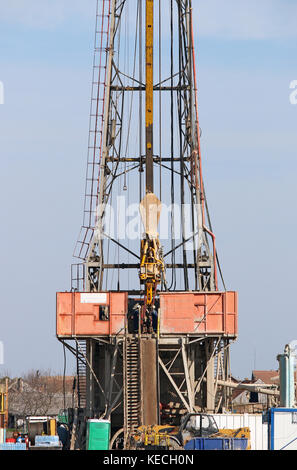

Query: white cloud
left=2, top=0, right=297, bottom=40
left=0, top=0, right=94, bottom=30
left=193, top=0, right=297, bottom=40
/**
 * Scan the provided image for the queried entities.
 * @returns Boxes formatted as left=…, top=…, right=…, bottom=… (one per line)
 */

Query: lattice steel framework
left=58, top=0, right=236, bottom=448
left=73, top=0, right=223, bottom=295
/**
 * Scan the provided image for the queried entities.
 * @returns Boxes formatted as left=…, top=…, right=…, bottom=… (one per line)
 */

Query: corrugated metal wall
left=271, top=409, right=297, bottom=450
left=214, top=413, right=268, bottom=450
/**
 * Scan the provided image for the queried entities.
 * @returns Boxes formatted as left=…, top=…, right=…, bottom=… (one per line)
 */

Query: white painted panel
left=80, top=293, right=108, bottom=304
left=273, top=411, right=297, bottom=450
left=214, top=413, right=268, bottom=450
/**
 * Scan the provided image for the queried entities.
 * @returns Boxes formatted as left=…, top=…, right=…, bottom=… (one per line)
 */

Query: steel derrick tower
left=56, top=0, right=238, bottom=449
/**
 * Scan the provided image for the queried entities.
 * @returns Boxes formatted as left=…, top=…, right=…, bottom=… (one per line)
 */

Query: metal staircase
left=124, top=336, right=140, bottom=443
left=76, top=340, right=87, bottom=409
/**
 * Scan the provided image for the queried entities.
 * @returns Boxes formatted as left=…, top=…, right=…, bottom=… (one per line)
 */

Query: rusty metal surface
left=159, top=291, right=238, bottom=336
left=56, top=292, right=127, bottom=337
left=140, top=337, right=158, bottom=425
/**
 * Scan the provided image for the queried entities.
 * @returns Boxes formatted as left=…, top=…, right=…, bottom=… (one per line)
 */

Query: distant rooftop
left=252, top=370, right=279, bottom=384
left=252, top=369, right=297, bottom=384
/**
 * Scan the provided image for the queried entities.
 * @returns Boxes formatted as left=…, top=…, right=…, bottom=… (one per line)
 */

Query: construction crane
left=56, top=0, right=238, bottom=450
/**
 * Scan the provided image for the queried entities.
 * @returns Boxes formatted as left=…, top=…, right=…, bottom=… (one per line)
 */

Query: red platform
left=159, top=291, right=237, bottom=336
left=56, top=291, right=237, bottom=338
left=56, top=292, right=127, bottom=337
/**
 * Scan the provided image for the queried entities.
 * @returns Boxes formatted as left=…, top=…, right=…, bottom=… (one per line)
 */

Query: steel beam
left=181, top=340, right=194, bottom=412
left=159, top=356, right=191, bottom=412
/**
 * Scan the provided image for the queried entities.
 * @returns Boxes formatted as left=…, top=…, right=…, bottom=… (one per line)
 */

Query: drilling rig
left=56, top=0, right=238, bottom=449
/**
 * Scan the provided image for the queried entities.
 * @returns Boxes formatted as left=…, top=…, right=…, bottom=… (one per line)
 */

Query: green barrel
left=86, top=419, right=111, bottom=450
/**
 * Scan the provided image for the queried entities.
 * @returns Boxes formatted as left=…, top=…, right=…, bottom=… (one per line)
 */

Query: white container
left=269, top=408, right=297, bottom=450
left=214, top=413, right=268, bottom=450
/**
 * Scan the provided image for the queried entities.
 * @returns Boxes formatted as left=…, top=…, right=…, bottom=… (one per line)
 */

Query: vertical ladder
left=74, top=0, right=112, bottom=260
left=77, top=340, right=87, bottom=409
left=124, top=337, right=140, bottom=443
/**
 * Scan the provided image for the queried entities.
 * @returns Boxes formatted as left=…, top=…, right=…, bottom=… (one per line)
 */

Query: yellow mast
left=145, top=0, right=154, bottom=194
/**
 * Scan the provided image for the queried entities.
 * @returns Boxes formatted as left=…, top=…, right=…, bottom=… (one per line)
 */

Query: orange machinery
left=56, top=291, right=237, bottom=338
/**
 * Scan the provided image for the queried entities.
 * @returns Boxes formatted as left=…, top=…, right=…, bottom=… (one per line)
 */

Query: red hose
left=190, top=8, right=218, bottom=290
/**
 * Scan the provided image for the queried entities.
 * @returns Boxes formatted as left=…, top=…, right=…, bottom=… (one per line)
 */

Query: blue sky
left=0, top=0, right=297, bottom=379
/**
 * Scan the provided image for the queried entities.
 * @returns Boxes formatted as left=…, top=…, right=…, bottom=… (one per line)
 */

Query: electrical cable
left=177, top=1, right=189, bottom=290
left=168, top=0, right=176, bottom=291
left=204, top=189, right=227, bottom=290
left=123, top=1, right=139, bottom=176
left=63, top=343, right=66, bottom=411
left=159, top=0, right=162, bottom=203
left=139, top=0, right=143, bottom=203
